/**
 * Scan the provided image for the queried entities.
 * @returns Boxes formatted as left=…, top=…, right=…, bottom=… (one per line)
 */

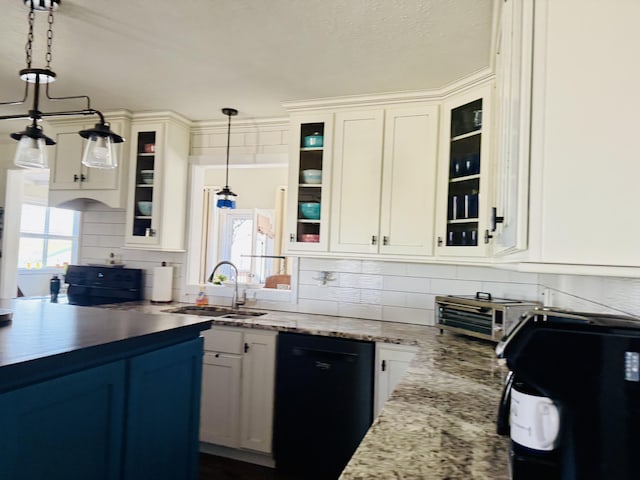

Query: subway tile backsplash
left=79, top=203, right=640, bottom=325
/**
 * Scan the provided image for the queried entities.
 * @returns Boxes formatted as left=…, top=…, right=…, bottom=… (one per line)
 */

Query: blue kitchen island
left=0, top=299, right=212, bottom=480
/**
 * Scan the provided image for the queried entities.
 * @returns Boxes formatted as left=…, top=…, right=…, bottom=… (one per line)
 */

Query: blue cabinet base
left=0, top=337, right=204, bottom=480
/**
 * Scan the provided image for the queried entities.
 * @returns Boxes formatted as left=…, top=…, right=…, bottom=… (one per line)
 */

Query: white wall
left=203, top=166, right=288, bottom=210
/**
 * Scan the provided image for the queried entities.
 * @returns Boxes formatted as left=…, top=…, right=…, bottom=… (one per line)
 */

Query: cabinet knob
left=371, top=235, right=377, bottom=245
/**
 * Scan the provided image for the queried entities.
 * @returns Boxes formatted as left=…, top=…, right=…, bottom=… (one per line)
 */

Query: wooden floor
left=199, top=454, right=299, bottom=480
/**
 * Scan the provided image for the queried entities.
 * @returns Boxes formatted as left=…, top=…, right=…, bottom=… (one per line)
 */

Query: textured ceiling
left=0, top=0, right=494, bottom=123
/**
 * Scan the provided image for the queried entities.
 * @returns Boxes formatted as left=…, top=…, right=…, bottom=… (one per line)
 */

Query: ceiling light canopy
left=216, top=108, right=239, bottom=209
left=0, top=0, right=125, bottom=170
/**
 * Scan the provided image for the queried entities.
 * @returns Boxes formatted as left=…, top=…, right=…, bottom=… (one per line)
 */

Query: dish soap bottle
left=195, top=285, right=209, bottom=306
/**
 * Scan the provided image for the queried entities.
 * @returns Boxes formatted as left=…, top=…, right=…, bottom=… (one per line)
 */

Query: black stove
left=65, top=265, right=143, bottom=306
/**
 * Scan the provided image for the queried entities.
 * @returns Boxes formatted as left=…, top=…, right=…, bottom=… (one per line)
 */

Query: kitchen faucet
left=207, top=261, right=245, bottom=309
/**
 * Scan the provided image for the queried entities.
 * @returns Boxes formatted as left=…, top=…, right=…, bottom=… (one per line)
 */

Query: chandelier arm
left=39, top=109, right=103, bottom=121
left=0, top=82, right=30, bottom=107
left=45, top=82, right=93, bottom=111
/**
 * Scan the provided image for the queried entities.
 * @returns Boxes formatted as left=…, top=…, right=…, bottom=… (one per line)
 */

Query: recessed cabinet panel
left=379, top=105, right=439, bottom=256
left=330, top=110, right=384, bottom=254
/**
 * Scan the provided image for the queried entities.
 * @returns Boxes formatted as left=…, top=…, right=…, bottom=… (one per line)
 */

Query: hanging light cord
left=224, top=111, right=231, bottom=188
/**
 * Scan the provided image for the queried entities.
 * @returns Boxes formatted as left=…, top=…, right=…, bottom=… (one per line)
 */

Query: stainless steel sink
left=164, top=305, right=267, bottom=317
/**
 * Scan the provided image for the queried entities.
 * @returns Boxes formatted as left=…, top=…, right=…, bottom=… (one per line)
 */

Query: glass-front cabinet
left=130, top=130, right=156, bottom=239
left=125, top=113, right=190, bottom=251
left=284, top=113, right=333, bottom=253
left=436, top=84, right=492, bottom=257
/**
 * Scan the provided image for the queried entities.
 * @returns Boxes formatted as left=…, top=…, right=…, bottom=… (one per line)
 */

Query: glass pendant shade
left=79, top=122, right=124, bottom=169
left=11, top=124, right=55, bottom=169
left=81, top=135, right=116, bottom=168
left=14, top=135, right=48, bottom=169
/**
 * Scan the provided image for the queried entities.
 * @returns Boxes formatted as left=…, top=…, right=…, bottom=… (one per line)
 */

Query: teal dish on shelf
left=303, top=133, right=324, bottom=148
left=299, top=202, right=321, bottom=220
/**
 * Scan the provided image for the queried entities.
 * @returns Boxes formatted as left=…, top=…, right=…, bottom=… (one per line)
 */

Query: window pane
left=48, top=207, right=76, bottom=236
left=18, top=237, right=44, bottom=268
left=46, top=239, right=73, bottom=267
left=20, top=204, right=46, bottom=234
left=230, top=218, right=253, bottom=275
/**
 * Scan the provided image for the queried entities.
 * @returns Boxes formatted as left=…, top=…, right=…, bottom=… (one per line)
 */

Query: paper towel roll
left=152, top=266, right=173, bottom=302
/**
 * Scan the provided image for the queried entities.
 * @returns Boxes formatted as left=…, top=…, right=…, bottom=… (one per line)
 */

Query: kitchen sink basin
left=164, top=305, right=267, bottom=317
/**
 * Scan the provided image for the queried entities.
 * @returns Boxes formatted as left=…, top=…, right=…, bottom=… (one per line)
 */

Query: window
left=18, top=204, right=80, bottom=269
left=215, top=209, right=276, bottom=284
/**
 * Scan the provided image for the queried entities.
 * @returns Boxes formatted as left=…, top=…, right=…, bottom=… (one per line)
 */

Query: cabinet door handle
left=484, top=229, right=493, bottom=244
left=244, top=342, right=249, bottom=353
left=371, top=235, right=377, bottom=245
left=490, top=207, right=505, bottom=232
left=381, top=359, right=386, bottom=372
left=437, top=236, right=443, bottom=247
left=383, top=236, right=389, bottom=246
left=145, top=228, right=156, bottom=237
left=73, top=174, right=80, bottom=182
left=290, top=233, right=295, bottom=242
left=215, top=353, right=220, bottom=358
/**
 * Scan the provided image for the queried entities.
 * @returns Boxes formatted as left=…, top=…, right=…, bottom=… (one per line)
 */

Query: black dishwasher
left=273, top=332, right=374, bottom=479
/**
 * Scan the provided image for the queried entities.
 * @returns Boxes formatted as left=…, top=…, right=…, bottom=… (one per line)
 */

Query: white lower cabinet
left=374, top=343, right=418, bottom=417
left=200, top=327, right=277, bottom=454
left=200, top=352, right=242, bottom=447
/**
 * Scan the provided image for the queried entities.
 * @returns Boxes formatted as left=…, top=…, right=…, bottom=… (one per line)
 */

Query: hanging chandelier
left=216, top=108, right=239, bottom=209
left=0, top=0, right=124, bottom=169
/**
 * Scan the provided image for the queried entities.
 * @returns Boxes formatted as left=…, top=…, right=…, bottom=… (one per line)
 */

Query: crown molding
left=283, top=68, right=494, bottom=112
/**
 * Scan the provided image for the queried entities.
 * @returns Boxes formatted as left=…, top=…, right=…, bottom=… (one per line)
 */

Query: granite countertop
left=101, top=300, right=511, bottom=479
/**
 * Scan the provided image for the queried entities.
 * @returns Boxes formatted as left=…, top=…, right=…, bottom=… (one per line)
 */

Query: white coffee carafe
left=510, top=385, right=560, bottom=451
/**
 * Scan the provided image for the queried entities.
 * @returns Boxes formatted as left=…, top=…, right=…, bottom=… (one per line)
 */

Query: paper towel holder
left=150, top=261, right=174, bottom=304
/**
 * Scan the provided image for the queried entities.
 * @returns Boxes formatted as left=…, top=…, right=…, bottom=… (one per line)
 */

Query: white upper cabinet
left=525, top=0, right=640, bottom=270
left=380, top=105, right=439, bottom=256
left=124, top=113, right=190, bottom=251
left=47, top=112, right=131, bottom=208
left=330, top=109, right=385, bottom=254
left=284, top=113, right=334, bottom=253
left=435, top=84, right=492, bottom=258
left=491, top=0, right=534, bottom=256
left=330, top=104, right=439, bottom=256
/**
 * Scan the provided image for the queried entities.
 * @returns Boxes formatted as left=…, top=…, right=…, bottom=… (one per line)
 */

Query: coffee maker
left=496, top=307, right=640, bottom=480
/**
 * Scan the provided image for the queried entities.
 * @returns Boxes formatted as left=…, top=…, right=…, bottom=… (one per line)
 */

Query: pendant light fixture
left=0, top=0, right=125, bottom=169
left=216, top=108, right=239, bottom=209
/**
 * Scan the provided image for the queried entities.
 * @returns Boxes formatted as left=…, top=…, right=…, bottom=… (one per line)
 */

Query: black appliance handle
left=475, top=291, right=492, bottom=301
left=496, top=370, right=514, bottom=436
left=291, top=347, right=358, bottom=364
